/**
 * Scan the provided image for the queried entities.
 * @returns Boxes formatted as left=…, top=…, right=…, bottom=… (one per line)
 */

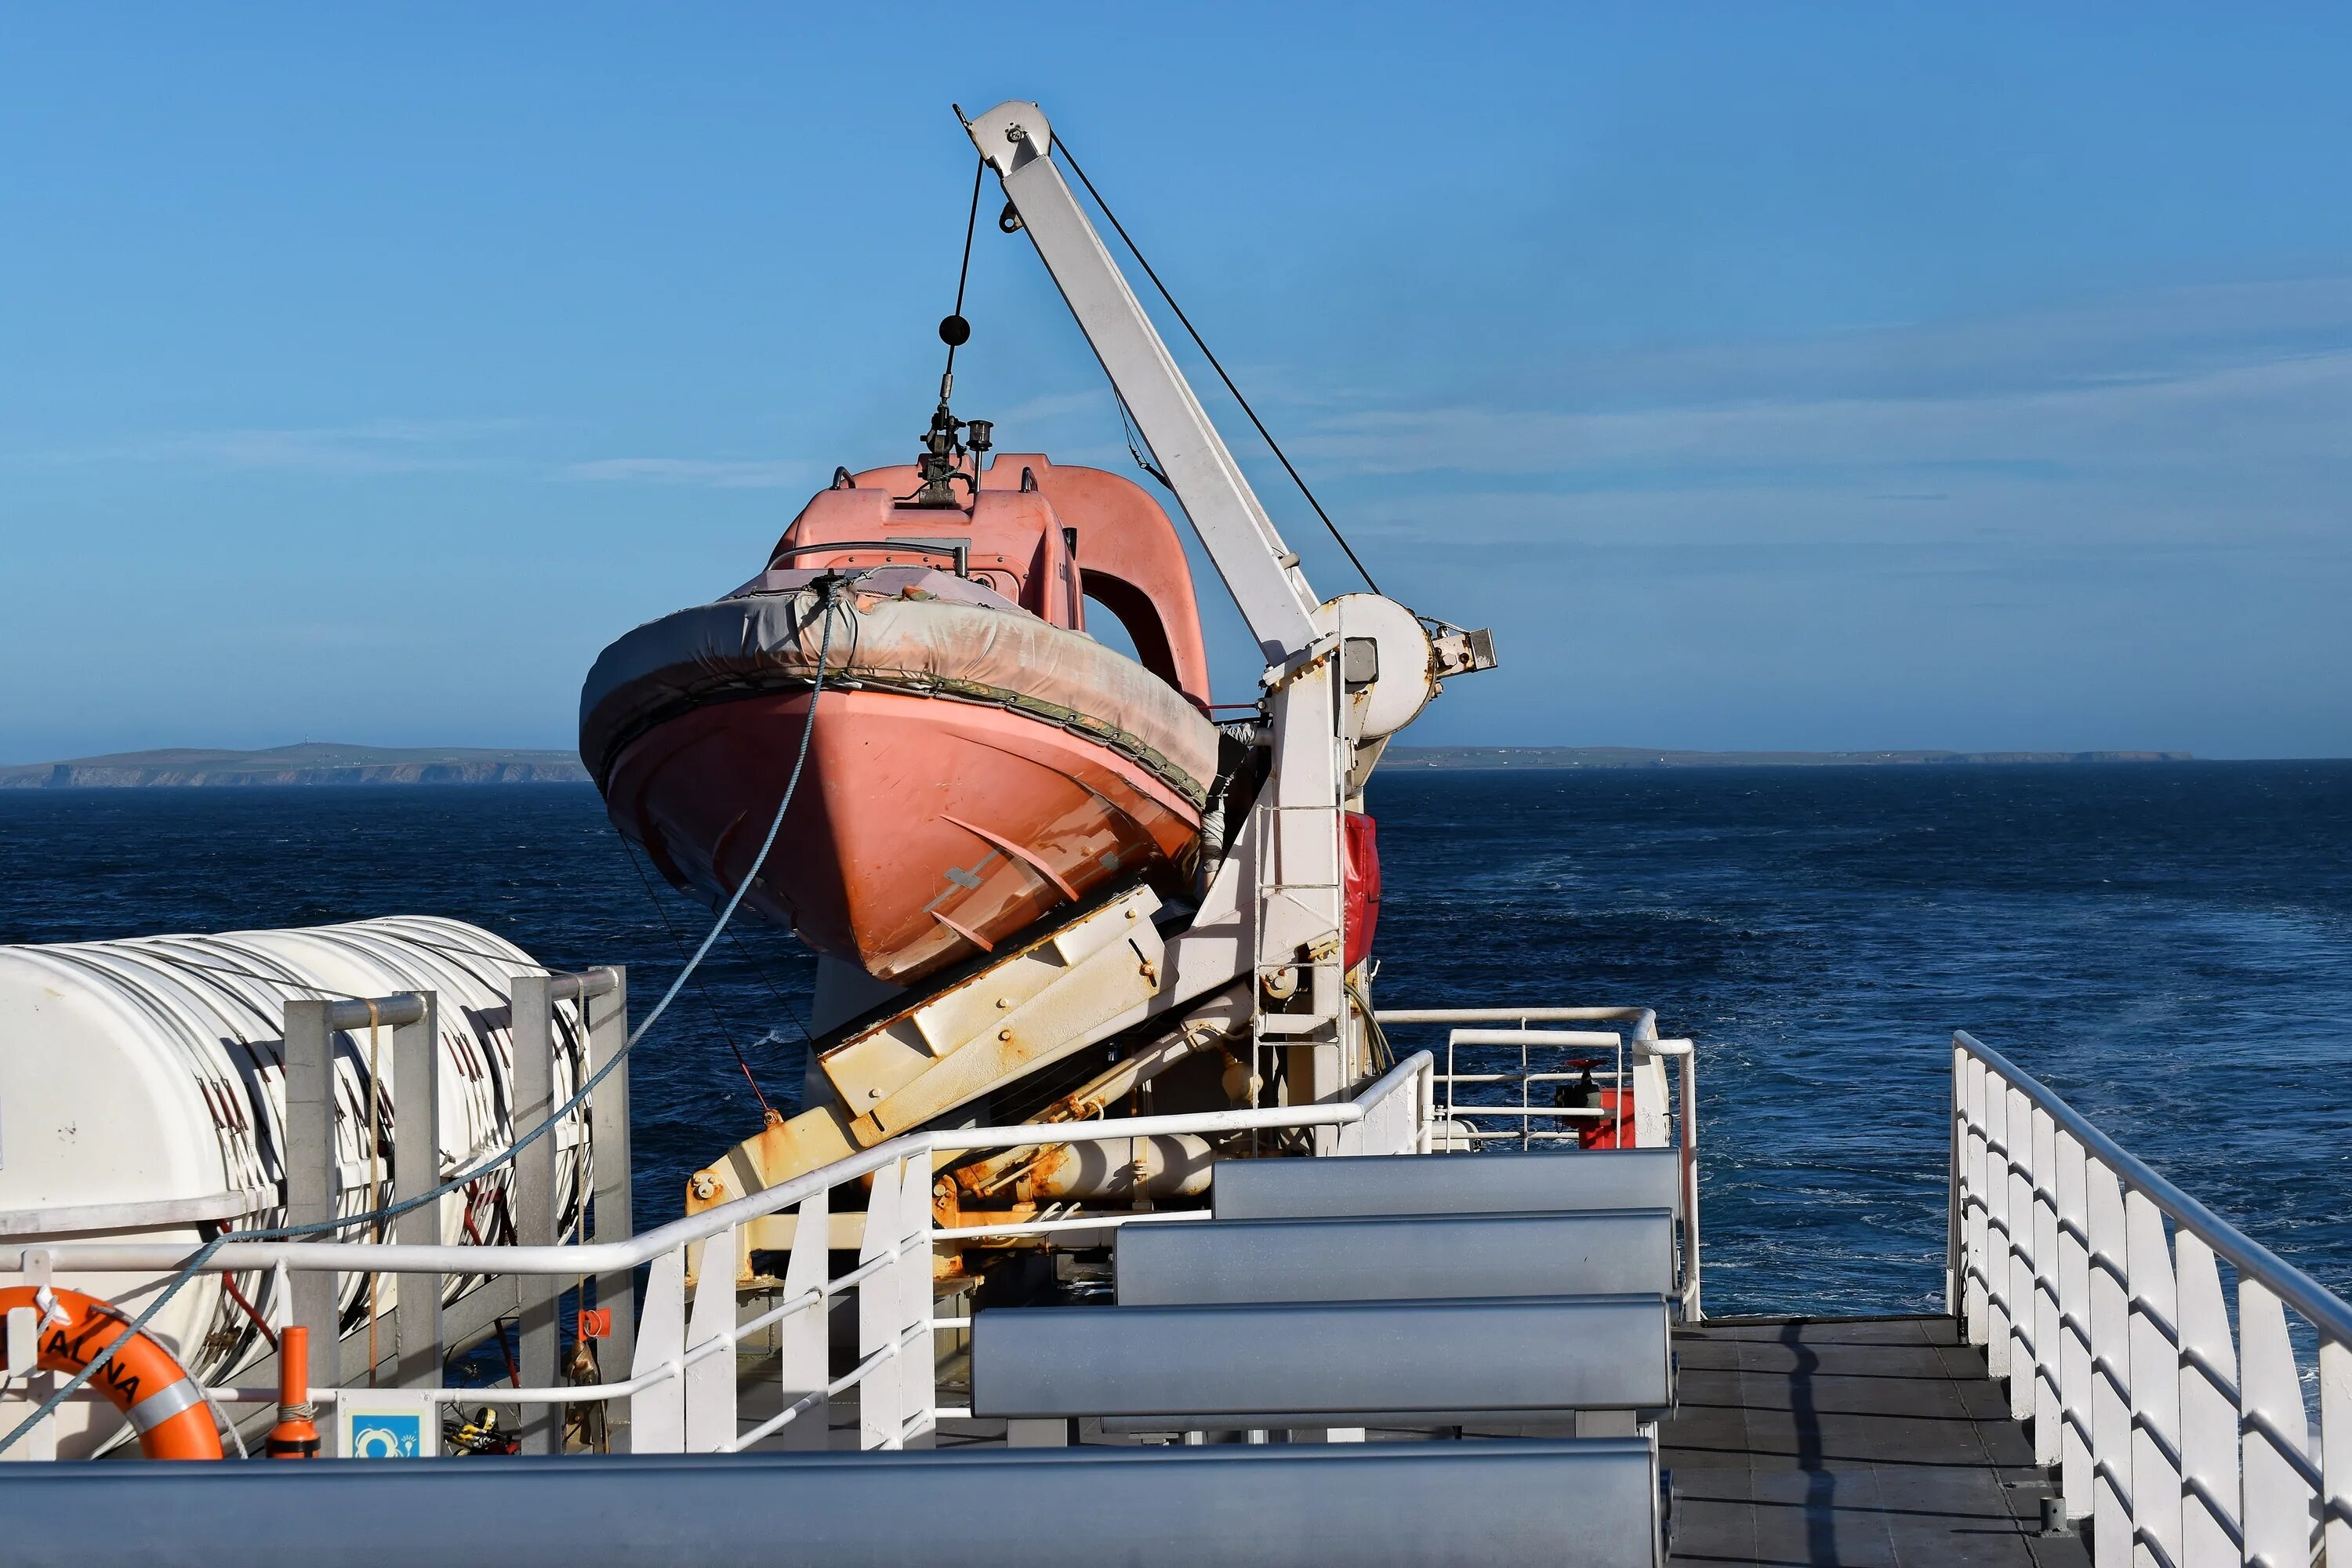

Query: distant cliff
left=2, top=739, right=2198, bottom=787
left=1382, top=746, right=2195, bottom=770
left=0, top=743, right=590, bottom=788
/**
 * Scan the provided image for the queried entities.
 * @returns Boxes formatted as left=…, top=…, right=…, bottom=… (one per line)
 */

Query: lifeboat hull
left=604, top=688, right=1201, bottom=983
left=581, top=568, right=1221, bottom=985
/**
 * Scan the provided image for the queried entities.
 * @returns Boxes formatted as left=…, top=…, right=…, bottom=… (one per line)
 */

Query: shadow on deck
left=1661, top=1315, right=2089, bottom=1567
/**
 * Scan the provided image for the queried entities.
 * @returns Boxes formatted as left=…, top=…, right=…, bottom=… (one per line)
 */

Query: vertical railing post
left=2086, top=1160, right=2133, bottom=1568
left=1984, top=1077, right=2013, bottom=1381
left=684, top=1224, right=739, bottom=1452
left=510, top=975, right=559, bottom=1455
left=2237, top=1279, right=2315, bottom=1568
left=2031, top=1106, right=2063, bottom=1468
left=1964, top=1056, right=1990, bottom=1347
left=858, top=1158, right=906, bottom=1450
left=2005, top=1085, right=2037, bottom=1424
left=2, top=1250, right=58, bottom=1460
left=627, top=1247, right=685, bottom=1452
left=2122, top=1189, right=2183, bottom=1567
left=2056, top=1128, right=2094, bottom=1522
left=898, top=1155, right=935, bottom=1450
left=586, top=967, right=633, bottom=1438
left=1680, top=1047, right=1701, bottom=1321
left=1411, top=1053, right=1430, bottom=1152
left=776, top=1189, right=830, bottom=1450
left=1518, top=1032, right=1531, bottom=1152
left=2319, top=1338, right=2350, bottom=1568
left=392, top=993, right=444, bottom=1390
left=282, top=997, right=340, bottom=1452
left=1947, top=1040, right=1964, bottom=1322
left=2172, top=1232, right=2241, bottom=1567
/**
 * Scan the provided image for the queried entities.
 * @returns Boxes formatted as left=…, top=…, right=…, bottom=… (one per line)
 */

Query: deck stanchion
left=2054, top=1129, right=2094, bottom=1522
left=1962, top=1055, right=1990, bottom=1348
left=858, top=1160, right=906, bottom=1450
left=1947, top=1045, right=1962, bottom=1321
left=2172, top=1231, right=2241, bottom=1566
left=281, top=999, right=339, bottom=1452
left=1984, top=1079, right=2013, bottom=1381
left=3, top=1252, right=58, bottom=1459
left=684, top=1224, right=739, bottom=1452
left=776, top=1189, right=829, bottom=1450
left=586, top=967, right=633, bottom=1436
left=393, top=993, right=443, bottom=1390
left=511, top=975, right=559, bottom=1455
left=896, top=1155, right=935, bottom=1450
left=2123, top=1189, right=2183, bottom=1563
left=2004, top=1084, right=2035, bottom=1423
left=2318, top=1339, right=2350, bottom=1568
left=2085, top=1159, right=2132, bottom=1566
left=627, top=1249, right=686, bottom=1453
left=2237, top=1279, right=2314, bottom=1568
left=2030, top=1108, right=2063, bottom=1468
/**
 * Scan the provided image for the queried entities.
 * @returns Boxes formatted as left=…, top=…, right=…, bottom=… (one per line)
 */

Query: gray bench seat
left=1117, top=1208, right=1675, bottom=1305
left=972, top=1295, right=1671, bottom=1431
left=1213, top=1147, right=1683, bottom=1221
left=0, top=1441, right=1662, bottom=1568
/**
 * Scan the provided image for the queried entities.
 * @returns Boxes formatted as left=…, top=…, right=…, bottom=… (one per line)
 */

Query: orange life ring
left=0, top=1284, right=224, bottom=1460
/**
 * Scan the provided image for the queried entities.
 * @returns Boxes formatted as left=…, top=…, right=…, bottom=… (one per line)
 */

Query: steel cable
left=619, top=835, right=775, bottom=1118
left=1051, top=131, right=1383, bottom=597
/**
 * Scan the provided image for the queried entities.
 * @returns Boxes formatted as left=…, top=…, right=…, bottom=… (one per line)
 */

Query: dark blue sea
left=4, top=762, right=2347, bottom=1317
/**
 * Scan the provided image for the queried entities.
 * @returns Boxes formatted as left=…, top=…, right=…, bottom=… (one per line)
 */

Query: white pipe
left=1446, top=1029, right=1621, bottom=1047
left=1379, top=1007, right=1655, bottom=1027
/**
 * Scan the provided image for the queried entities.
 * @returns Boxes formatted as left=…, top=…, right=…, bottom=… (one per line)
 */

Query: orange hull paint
left=604, top=688, right=1201, bottom=984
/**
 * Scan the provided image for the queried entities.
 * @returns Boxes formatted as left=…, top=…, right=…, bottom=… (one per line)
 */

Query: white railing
left=6, top=1051, right=1435, bottom=1457
left=1378, top=1007, right=1700, bottom=1319
left=1951, top=1031, right=2352, bottom=1567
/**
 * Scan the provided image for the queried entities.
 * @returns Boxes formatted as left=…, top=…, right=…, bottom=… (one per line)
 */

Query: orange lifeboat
left=581, top=451, right=1226, bottom=985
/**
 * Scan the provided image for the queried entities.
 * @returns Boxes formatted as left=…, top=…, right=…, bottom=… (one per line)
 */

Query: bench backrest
left=0, top=1441, right=1660, bottom=1568
left=1213, top=1148, right=1682, bottom=1221
left=972, top=1295, right=1671, bottom=1427
left=1117, top=1208, right=1675, bottom=1305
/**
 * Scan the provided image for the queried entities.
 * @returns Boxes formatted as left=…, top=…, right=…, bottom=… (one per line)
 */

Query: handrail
left=1382, top=1007, right=1700, bottom=1319
left=1952, top=1030, right=2352, bottom=1560
left=1957, top=1031, right=2352, bottom=1348
left=1379, top=1006, right=1657, bottom=1033
left=9, top=1052, right=1436, bottom=1277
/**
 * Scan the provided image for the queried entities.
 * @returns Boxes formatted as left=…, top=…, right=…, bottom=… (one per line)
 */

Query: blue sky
left=5, top=6, right=2350, bottom=761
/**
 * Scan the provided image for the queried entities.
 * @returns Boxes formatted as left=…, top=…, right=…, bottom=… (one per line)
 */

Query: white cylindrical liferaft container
left=0, top=916, right=598, bottom=1457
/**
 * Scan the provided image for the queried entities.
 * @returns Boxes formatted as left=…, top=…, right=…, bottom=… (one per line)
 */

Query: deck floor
left=1660, top=1315, right=2088, bottom=1567
left=741, top=1310, right=2093, bottom=1565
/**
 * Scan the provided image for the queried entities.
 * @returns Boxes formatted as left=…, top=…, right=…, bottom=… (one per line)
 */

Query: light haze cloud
left=560, top=457, right=817, bottom=488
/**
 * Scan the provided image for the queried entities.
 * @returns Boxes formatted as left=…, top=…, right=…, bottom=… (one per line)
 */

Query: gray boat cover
left=579, top=568, right=1221, bottom=808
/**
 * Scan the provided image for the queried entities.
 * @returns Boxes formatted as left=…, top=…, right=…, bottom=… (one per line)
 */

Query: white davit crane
left=965, top=100, right=1495, bottom=1120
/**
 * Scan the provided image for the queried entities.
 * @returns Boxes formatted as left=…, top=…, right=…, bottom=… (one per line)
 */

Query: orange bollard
left=265, top=1325, right=321, bottom=1458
